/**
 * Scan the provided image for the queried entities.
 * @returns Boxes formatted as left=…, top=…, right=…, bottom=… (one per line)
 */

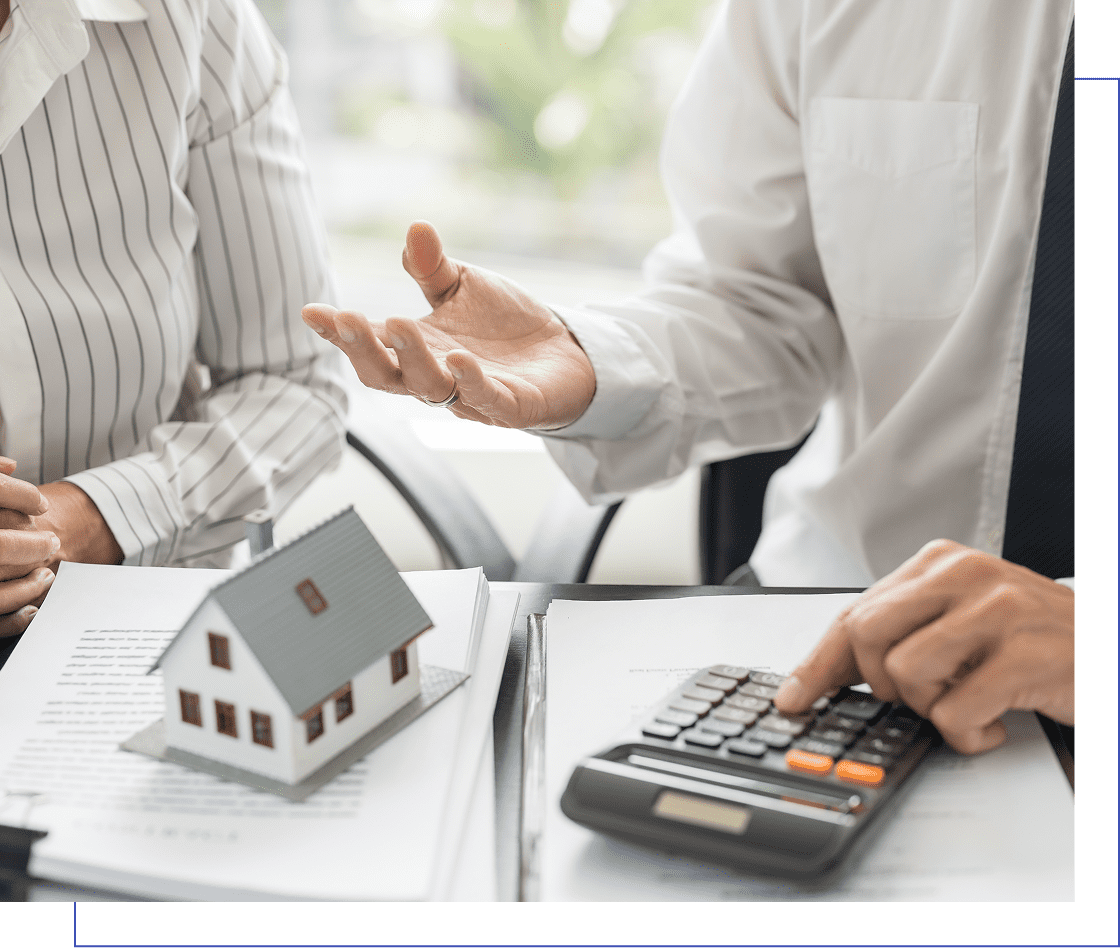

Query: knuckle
left=939, top=546, right=997, bottom=584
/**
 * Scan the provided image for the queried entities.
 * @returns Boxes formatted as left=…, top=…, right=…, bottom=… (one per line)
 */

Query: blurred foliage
left=442, top=0, right=711, bottom=198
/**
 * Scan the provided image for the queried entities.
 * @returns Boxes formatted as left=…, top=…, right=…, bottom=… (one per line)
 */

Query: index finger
left=772, top=615, right=861, bottom=714
left=0, top=470, right=49, bottom=515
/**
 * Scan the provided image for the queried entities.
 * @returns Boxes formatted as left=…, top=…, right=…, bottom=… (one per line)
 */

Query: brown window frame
left=333, top=683, right=354, bottom=723
left=304, top=706, right=325, bottom=743
left=390, top=646, right=408, bottom=684
left=214, top=700, right=238, bottom=738
left=295, top=578, right=328, bottom=615
left=208, top=632, right=231, bottom=670
left=179, top=689, right=202, bottom=727
left=250, top=711, right=274, bottom=748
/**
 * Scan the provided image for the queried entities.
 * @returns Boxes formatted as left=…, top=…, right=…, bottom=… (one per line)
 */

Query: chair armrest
left=513, top=478, right=621, bottom=583
left=346, top=414, right=516, bottom=581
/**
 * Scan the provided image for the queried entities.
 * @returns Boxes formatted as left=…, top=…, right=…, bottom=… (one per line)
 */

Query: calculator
left=559, top=664, right=940, bottom=878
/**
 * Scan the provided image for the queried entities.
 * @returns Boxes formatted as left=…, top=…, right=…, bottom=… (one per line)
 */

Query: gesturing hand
left=0, top=457, right=59, bottom=637
left=302, top=220, right=597, bottom=430
left=773, top=539, right=1074, bottom=755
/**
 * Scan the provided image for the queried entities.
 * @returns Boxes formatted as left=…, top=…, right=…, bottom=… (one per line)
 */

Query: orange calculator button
left=784, top=749, right=833, bottom=775
left=835, top=760, right=885, bottom=787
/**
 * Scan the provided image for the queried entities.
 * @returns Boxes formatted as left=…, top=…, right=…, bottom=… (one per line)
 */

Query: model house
left=151, top=508, right=433, bottom=786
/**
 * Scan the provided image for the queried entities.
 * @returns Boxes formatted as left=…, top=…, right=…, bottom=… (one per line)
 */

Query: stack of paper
left=541, top=594, right=1074, bottom=901
left=0, top=562, right=516, bottom=901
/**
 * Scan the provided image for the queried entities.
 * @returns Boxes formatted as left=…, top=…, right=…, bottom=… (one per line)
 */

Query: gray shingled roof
left=159, top=508, right=431, bottom=717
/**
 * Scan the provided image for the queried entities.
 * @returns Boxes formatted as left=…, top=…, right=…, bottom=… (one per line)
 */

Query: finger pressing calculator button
left=655, top=709, right=699, bottom=728
left=835, top=760, right=885, bottom=787
left=711, top=706, right=758, bottom=726
left=785, top=749, right=834, bottom=775
left=682, top=728, right=726, bottom=749
left=709, top=665, right=750, bottom=682
left=738, top=682, right=779, bottom=700
left=725, top=694, right=770, bottom=713
left=750, top=729, right=792, bottom=749
left=726, top=738, right=767, bottom=758
left=682, top=684, right=725, bottom=703
left=748, top=671, right=786, bottom=688
left=695, top=673, right=739, bottom=694
left=669, top=696, right=712, bottom=716
left=642, top=721, right=681, bottom=740
left=831, top=694, right=887, bottom=721
left=698, top=718, right=745, bottom=738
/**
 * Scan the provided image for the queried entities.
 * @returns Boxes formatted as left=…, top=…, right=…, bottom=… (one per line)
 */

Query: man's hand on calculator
left=773, top=539, right=1074, bottom=756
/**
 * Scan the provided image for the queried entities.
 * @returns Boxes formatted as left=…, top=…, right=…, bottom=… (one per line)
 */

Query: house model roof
left=154, top=507, right=432, bottom=717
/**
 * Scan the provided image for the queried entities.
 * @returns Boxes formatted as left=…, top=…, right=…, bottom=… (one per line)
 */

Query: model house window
left=208, top=632, right=231, bottom=669
left=251, top=711, right=274, bottom=748
left=179, top=690, right=202, bottom=726
left=296, top=578, right=328, bottom=615
left=215, top=700, right=238, bottom=738
left=390, top=646, right=408, bottom=683
left=334, top=684, right=354, bottom=722
left=305, top=707, right=324, bottom=743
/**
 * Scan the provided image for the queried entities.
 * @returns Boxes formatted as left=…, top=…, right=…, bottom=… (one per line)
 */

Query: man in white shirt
left=303, top=0, right=1074, bottom=754
left=0, top=0, right=345, bottom=639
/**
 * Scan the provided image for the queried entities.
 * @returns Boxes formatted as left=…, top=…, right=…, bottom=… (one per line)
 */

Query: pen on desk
left=519, top=613, right=547, bottom=901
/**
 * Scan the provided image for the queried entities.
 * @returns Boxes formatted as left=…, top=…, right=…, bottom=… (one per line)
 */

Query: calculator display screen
left=652, top=791, right=751, bottom=835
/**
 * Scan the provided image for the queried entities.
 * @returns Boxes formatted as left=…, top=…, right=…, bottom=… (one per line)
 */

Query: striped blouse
left=0, top=0, right=346, bottom=568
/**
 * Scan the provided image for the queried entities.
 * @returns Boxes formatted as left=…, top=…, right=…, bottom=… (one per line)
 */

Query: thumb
left=402, top=221, right=461, bottom=309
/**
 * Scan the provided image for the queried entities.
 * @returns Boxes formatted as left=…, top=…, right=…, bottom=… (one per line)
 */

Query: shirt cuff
left=543, top=304, right=663, bottom=440
left=65, top=454, right=183, bottom=568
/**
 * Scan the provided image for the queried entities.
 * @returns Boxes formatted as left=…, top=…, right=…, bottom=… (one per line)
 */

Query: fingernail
left=38, top=569, right=55, bottom=585
left=339, top=327, right=357, bottom=343
left=389, top=334, right=407, bottom=350
left=19, top=605, right=37, bottom=620
left=450, top=365, right=463, bottom=380
left=49, top=535, right=60, bottom=555
left=310, top=323, right=327, bottom=335
left=774, top=675, right=806, bottom=707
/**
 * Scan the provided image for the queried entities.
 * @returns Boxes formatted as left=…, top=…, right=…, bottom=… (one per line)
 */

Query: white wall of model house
left=160, top=599, right=422, bottom=784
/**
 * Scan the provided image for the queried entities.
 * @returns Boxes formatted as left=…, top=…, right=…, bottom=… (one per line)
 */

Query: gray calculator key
left=846, top=750, right=891, bottom=767
left=695, top=673, right=739, bottom=694
left=682, top=728, right=725, bottom=748
left=668, top=696, right=712, bottom=716
left=711, top=706, right=758, bottom=726
left=854, top=736, right=907, bottom=757
left=756, top=714, right=810, bottom=736
left=708, top=665, right=750, bottom=682
left=818, top=712, right=866, bottom=732
left=641, top=721, right=681, bottom=740
left=725, top=694, right=769, bottom=713
left=738, top=682, right=779, bottom=699
left=726, top=738, right=768, bottom=757
left=750, top=729, right=792, bottom=749
left=792, top=738, right=846, bottom=758
left=810, top=696, right=831, bottom=711
left=869, top=722, right=919, bottom=744
left=809, top=727, right=859, bottom=746
left=748, top=671, right=786, bottom=688
left=655, top=709, right=698, bottom=728
left=682, top=684, right=725, bottom=703
left=831, top=695, right=887, bottom=721
left=699, top=718, right=746, bottom=738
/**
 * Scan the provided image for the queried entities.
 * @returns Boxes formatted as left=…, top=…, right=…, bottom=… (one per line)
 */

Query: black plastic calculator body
left=559, top=664, right=940, bottom=878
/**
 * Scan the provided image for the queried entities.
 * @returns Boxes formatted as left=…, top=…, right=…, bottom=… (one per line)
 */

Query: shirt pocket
left=806, top=97, right=978, bottom=320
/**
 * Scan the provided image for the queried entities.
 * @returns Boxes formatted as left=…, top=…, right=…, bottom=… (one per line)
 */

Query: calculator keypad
left=638, top=665, right=929, bottom=788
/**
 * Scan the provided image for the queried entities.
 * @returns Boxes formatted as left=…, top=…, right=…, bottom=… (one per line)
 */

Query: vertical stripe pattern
left=0, top=0, right=345, bottom=568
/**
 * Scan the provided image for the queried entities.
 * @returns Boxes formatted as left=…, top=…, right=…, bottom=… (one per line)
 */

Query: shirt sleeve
left=66, top=0, right=346, bottom=568
left=541, top=0, right=843, bottom=503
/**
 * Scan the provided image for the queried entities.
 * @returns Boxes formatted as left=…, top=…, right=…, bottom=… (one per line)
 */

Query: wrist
left=35, top=482, right=124, bottom=566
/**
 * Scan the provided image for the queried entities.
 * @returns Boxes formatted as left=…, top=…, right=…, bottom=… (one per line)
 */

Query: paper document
left=0, top=562, right=514, bottom=901
left=542, top=595, right=1073, bottom=901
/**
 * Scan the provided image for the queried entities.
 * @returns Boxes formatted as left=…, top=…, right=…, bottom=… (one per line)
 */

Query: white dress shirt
left=0, top=0, right=345, bottom=568
left=545, top=0, right=1073, bottom=587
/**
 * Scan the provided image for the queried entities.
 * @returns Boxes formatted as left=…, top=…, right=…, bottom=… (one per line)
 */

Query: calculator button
left=831, top=694, right=887, bottom=721
left=682, top=728, right=725, bottom=749
left=818, top=712, right=866, bottom=732
left=750, top=729, right=792, bottom=749
left=808, top=726, right=859, bottom=746
left=738, top=682, right=779, bottom=700
left=682, top=685, right=725, bottom=703
left=642, top=721, right=681, bottom=740
left=868, top=722, right=920, bottom=745
left=834, top=760, right=885, bottom=787
left=655, top=709, right=699, bottom=728
left=726, top=738, right=767, bottom=758
left=711, top=706, right=758, bottom=726
left=695, top=673, right=739, bottom=694
left=699, top=718, right=746, bottom=738
left=668, top=696, right=712, bottom=716
left=756, top=714, right=810, bottom=737
left=748, top=671, right=786, bottom=688
left=810, top=696, right=831, bottom=711
left=792, top=738, right=846, bottom=758
left=785, top=749, right=834, bottom=775
left=725, top=694, right=770, bottom=713
left=845, top=750, right=891, bottom=768
left=854, top=736, right=907, bottom=757
left=709, top=665, right=751, bottom=682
